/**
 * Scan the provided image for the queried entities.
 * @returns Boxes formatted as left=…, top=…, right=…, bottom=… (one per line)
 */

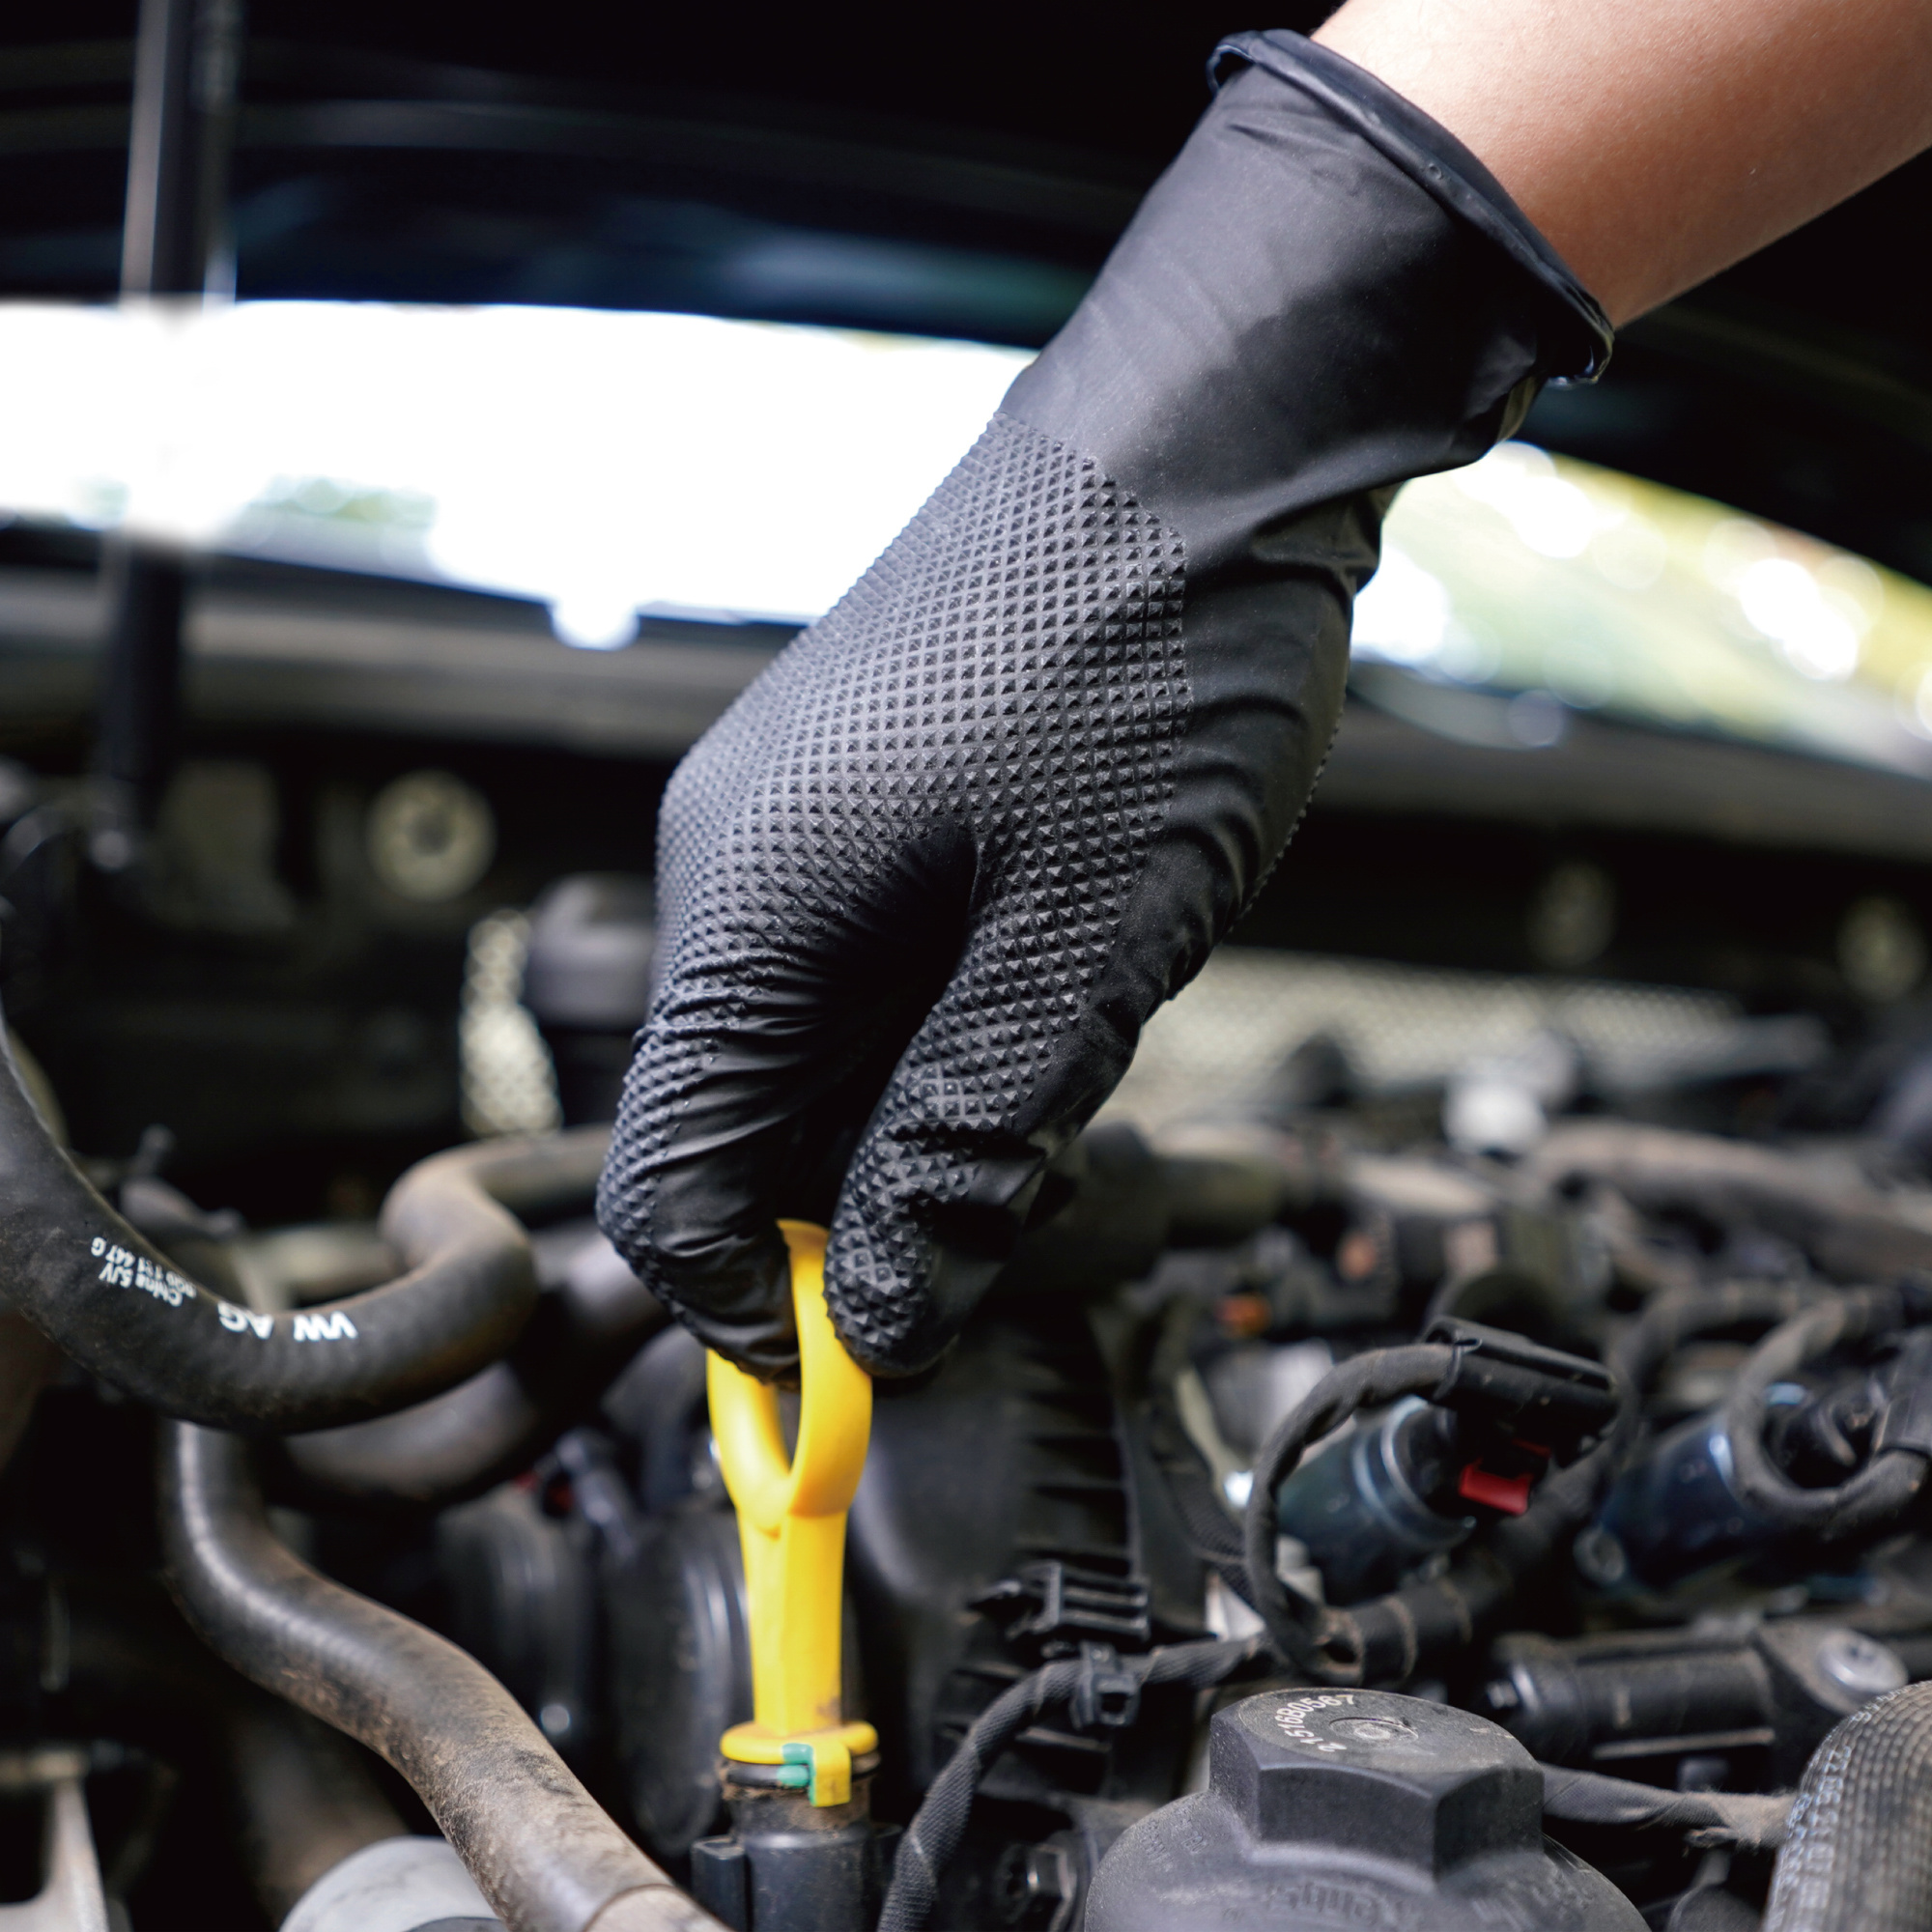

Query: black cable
left=1238, top=1345, right=1453, bottom=1684
left=1720, top=1290, right=1930, bottom=1540
left=1540, top=1764, right=1790, bottom=1854
left=877, top=1636, right=1264, bottom=1932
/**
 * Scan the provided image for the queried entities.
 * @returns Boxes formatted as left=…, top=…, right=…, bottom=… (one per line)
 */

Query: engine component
left=0, top=1017, right=557, bottom=1432
left=437, top=1485, right=598, bottom=1758
left=157, top=1420, right=722, bottom=1932
left=1272, top=1396, right=1481, bottom=1603
left=285, top=1193, right=668, bottom=1508
left=1765, top=1679, right=1932, bottom=1932
left=283, top=1834, right=498, bottom=1932
left=1243, top=1328, right=1615, bottom=1680
left=610, top=1505, right=753, bottom=1861
left=1574, top=1281, right=1818, bottom=1588
left=1589, top=1404, right=1799, bottom=1588
left=1272, top=1320, right=1615, bottom=1604
left=694, top=1223, right=886, bottom=1929
left=523, top=873, right=656, bottom=1126
left=693, top=1777, right=894, bottom=1932
left=846, top=1293, right=1206, bottom=1815
left=1529, top=1122, right=1932, bottom=1285
left=1083, top=1688, right=1643, bottom=1932
left=1482, top=1622, right=1909, bottom=1786
left=0, top=1751, right=110, bottom=1932
left=879, top=1637, right=1263, bottom=1932
left=224, top=1698, right=408, bottom=1922
left=1590, top=1291, right=1932, bottom=1592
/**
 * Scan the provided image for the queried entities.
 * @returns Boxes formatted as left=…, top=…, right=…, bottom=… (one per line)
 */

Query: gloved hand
left=597, top=31, right=1609, bottom=1380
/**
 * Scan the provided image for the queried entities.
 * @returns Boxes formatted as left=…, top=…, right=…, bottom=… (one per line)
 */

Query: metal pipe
left=159, top=1421, right=724, bottom=1932
left=96, top=0, right=245, bottom=845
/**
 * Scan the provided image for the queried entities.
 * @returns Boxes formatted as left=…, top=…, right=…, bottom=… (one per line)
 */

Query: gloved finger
left=824, top=859, right=1185, bottom=1378
left=598, top=761, right=972, bottom=1378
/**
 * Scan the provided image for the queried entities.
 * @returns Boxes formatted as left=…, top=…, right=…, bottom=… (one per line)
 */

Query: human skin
left=1315, top=0, right=1932, bottom=324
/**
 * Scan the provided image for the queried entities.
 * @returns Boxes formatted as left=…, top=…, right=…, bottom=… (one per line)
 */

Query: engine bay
left=7, top=693, right=1932, bottom=1932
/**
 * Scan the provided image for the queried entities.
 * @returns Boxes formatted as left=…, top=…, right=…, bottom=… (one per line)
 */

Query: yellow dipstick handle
left=708, top=1220, right=876, bottom=1806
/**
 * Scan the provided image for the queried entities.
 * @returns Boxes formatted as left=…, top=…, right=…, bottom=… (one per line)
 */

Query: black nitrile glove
left=597, top=32, right=1610, bottom=1380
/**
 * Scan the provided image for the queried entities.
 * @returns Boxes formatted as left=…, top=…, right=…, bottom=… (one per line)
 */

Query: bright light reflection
left=0, top=301, right=1033, bottom=640
left=1736, top=554, right=1863, bottom=682
left=1453, top=440, right=1601, bottom=558
left=1350, top=545, right=1449, bottom=665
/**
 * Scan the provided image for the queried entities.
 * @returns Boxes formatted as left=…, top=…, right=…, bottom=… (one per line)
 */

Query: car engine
left=7, top=780, right=1932, bottom=1932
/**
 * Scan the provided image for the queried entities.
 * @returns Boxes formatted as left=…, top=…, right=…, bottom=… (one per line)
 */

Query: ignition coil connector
left=1273, top=1320, right=1615, bottom=1605
left=1587, top=1305, right=1932, bottom=1591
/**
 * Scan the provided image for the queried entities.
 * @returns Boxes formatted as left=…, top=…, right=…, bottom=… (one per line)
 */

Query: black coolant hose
left=283, top=1152, right=668, bottom=1507
left=0, top=1012, right=575, bottom=1432
left=1764, top=1680, right=1932, bottom=1932
left=160, top=1420, right=723, bottom=1932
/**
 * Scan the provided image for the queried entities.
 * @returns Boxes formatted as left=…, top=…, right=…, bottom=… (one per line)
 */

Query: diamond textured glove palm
left=596, top=33, right=1610, bottom=1380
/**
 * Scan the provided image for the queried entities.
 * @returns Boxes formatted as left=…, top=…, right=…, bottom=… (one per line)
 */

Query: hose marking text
left=91, top=1237, right=192, bottom=1307
left=291, top=1310, right=359, bottom=1343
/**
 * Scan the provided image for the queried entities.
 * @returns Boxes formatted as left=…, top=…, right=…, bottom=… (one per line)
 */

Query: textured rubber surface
left=1766, top=1680, right=1932, bottom=1932
left=600, top=418, right=1188, bottom=1374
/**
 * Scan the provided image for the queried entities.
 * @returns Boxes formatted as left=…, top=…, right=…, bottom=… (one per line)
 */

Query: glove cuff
left=1211, top=31, right=1612, bottom=385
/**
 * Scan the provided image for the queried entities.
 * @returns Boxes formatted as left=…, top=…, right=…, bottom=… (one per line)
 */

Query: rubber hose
left=158, top=1421, right=723, bottom=1932
left=1719, top=1290, right=1929, bottom=1539
left=1240, top=1345, right=1455, bottom=1684
left=1765, top=1679, right=1932, bottom=1932
left=0, top=1032, right=69, bottom=1475
left=1530, top=1122, right=1932, bottom=1284
left=283, top=1223, right=666, bottom=1508
left=0, top=1008, right=576, bottom=1431
left=877, top=1636, right=1264, bottom=1932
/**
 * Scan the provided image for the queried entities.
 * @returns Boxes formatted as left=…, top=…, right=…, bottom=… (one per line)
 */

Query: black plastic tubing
left=0, top=1016, right=576, bottom=1433
left=161, top=1420, right=723, bottom=1932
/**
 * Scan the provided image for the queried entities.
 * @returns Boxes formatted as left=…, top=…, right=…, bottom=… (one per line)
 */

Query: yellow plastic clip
left=708, top=1220, right=877, bottom=1807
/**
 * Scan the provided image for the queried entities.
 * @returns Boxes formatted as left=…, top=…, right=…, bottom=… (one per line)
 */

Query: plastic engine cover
left=1085, top=1690, right=1643, bottom=1932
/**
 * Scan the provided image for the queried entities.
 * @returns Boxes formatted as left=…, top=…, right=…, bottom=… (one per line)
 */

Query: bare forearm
left=1316, top=0, right=1932, bottom=324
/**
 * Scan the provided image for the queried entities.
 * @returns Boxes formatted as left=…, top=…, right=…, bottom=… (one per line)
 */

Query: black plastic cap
left=1211, top=1690, right=1545, bottom=1874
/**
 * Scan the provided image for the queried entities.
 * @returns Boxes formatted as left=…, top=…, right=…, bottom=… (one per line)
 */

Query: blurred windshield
left=3, top=299, right=1931, bottom=774
left=1365, top=443, right=1932, bottom=778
